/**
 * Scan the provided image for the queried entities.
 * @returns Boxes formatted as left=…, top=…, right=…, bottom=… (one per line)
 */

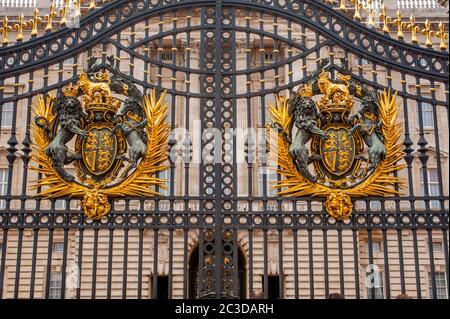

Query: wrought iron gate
left=0, top=0, right=448, bottom=299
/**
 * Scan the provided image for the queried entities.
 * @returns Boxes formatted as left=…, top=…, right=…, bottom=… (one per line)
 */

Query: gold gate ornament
left=30, top=58, right=170, bottom=220
left=268, top=65, right=405, bottom=220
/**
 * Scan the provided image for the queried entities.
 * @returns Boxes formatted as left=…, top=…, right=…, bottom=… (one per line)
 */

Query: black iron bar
left=107, top=228, right=114, bottom=299
left=76, top=228, right=84, bottom=299
left=337, top=227, right=345, bottom=296
left=382, top=228, right=392, bottom=299
left=323, top=229, right=329, bottom=297
left=44, top=228, right=54, bottom=299
left=427, top=228, right=437, bottom=299
left=91, top=228, right=99, bottom=298
left=13, top=228, right=24, bottom=298
left=137, top=227, right=143, bottom=299
left=293, top=228, right=299, bottom=299
left=60, top=228, right=69, bottom=299
left=122, top=228, right=129, bottom=299
left=29, top=229, right=39, bottom=299
left=412, top=228, right=422, bottom=299
left=352, top=225, right=361, bottom=299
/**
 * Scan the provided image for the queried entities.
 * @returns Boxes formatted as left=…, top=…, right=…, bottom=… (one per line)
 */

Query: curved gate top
left=0, top=0, right=448, bottom=300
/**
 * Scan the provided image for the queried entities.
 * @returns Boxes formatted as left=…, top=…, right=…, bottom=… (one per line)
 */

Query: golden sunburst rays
left=267, top=89, right=406, bottom=219
left=29, top=89, right=170, bottom=219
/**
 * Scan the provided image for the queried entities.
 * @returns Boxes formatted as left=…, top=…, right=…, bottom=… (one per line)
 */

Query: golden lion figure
left=78, top=71, right=112, bottom=98
left=317, top=71, right=351, bottom=105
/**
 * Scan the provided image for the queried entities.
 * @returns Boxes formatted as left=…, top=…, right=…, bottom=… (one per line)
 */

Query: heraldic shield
left=316, top=124, right=361, bottom=178
left=268, top=59, right=406, bottom=220
left=30, top=56, right=170, bottom=220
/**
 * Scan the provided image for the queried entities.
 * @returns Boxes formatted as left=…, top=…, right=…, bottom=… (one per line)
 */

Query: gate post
left=198, top=0, right=239, bottom=299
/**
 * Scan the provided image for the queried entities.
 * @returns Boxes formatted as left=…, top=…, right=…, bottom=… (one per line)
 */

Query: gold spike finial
left=422, top=19, right=435, bottom=48
left=366, top=8, right=376, bottom=29
left=364, top=0, right=376, bottom=28
left=339, top=0, right=347, bottom=11
left=352, top=0, right=363, bottom=22
left=407, top=15, right=420, bottom=45
left=89, top=0, right=96, bottom=11
left=393, top=10, right=406, bottom=40
left=29, top=8, right=43, bottom=37
left=435, top=21, right=449, bottom=51
left=14, top=13, right=28, bottom=42
left=74, top=0, right=82, bottom=18
left=379, top=5, right=391, bottom=34
left=59, top=0, right=71, bottom=27
left=0, top=17, right=12, bottom=45
left=45, top=2, right=58, bottom=33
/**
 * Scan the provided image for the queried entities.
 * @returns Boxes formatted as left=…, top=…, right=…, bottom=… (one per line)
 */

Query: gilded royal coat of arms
left=269, top=60, right=406, bottom=220
left=30, top=56, right=170, bottom=220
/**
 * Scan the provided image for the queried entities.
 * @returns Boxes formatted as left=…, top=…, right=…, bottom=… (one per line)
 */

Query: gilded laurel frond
left=268, top=94, right=292, bottom=134
left=268, top=95, right=329, bottom=197
left=348, top=89, right=406, bottom=197
left=104, top=89, right=170, bottom=197
left=30, top=95, right=86, bottom=198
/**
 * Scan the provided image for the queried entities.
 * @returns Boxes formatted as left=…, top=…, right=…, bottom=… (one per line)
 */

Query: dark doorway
left=189, top=246, right=246, bottom=298
left=156, top=276, right=169, bottom=299
left=262, top=275, right=281, bottom=299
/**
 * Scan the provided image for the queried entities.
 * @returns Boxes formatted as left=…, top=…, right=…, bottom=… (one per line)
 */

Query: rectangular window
left=259, top=95, right=275, bottom=125
left=432, top=242, right=443, bottom=252
left=49, top=272, right=63, bottom=299
left=0, top=169, right=8, bottom=209
left=163, top=93, right=173, bottom=123
left=366, top=272, right=384, bottom=299
left=261, top=275, right=281, bottom=299
left=53, top=243, right=64, bottom=253
left=428, top=272, right=448, bottom=299
left=1, top=93, right=13, bottom=128
left=158, top=170, right=169, bottom=196
left=264, top=52, right=274, bottom=61
left=267, top=201, right=277, bottom=211
left=160, top=51, right=173, bottom=61
left=159, top=201, right=170, bottom=211
left=420, top=168, right=440, bottom=209
left=63, top=57, right=75, bottom=66
left=258, top=167, right=278, bottom=197
left=369, top=201, right=381, bottom=210
left=365, top=241, right=382, bottom=253
left=418, top=103, right=434, bottom=129
left=55, top=200, right=66, bottom=210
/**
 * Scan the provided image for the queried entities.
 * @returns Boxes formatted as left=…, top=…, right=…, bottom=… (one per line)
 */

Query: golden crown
left=82, top=96, right=121, bottom=114
left=76, top=71, right=120, bottom=113
left=298, top=83, right=313, bottom=98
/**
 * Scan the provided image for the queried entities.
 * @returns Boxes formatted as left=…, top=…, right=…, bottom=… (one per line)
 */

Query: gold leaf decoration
left=268, top=89, right=405, bottom=219
left=30, top=89, right=170, bottom=219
